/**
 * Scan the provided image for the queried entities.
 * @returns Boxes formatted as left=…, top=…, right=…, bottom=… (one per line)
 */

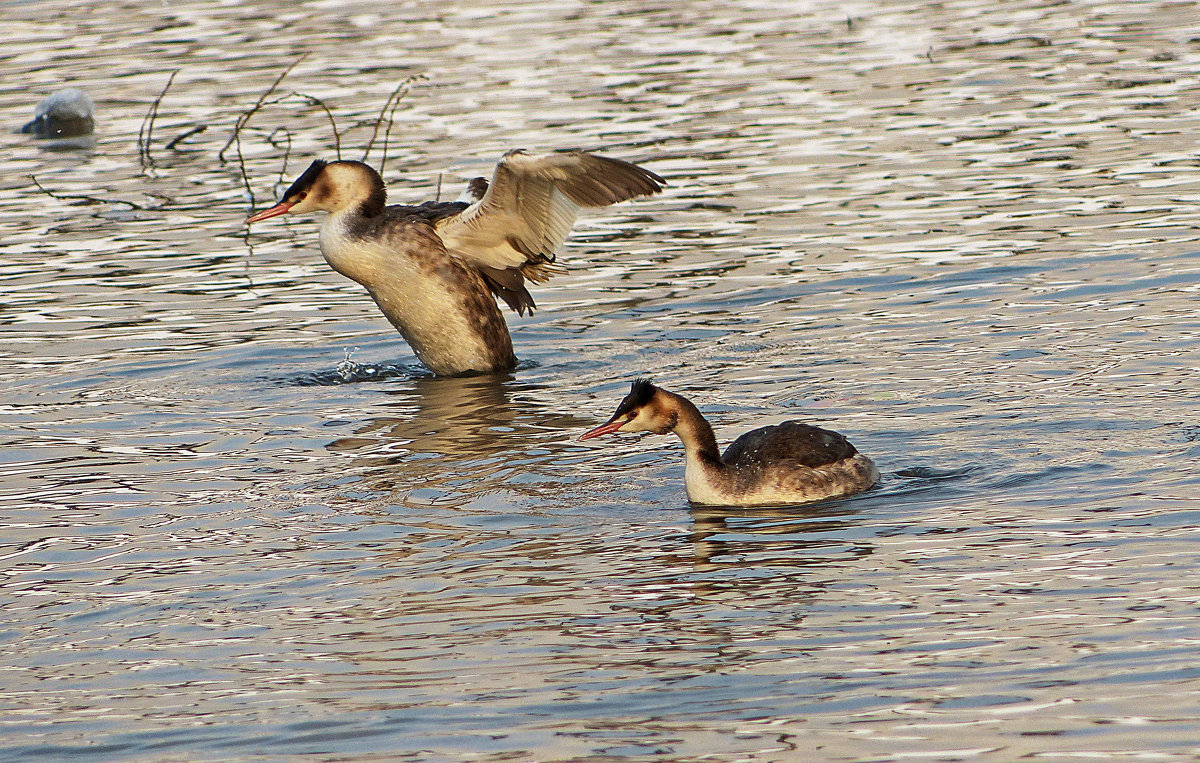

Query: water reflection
left=6, top=0, right=1200, bottom=758
left=328, top=373, right=522, bottom=457
left=326, top=374, right=594, bottom=497
left=688, top=503, right=871, bottom=571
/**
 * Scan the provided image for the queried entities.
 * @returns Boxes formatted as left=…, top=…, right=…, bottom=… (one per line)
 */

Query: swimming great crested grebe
left=579, top=379, right=879, bottom=506
left=246, top=150, right=664, bottom=376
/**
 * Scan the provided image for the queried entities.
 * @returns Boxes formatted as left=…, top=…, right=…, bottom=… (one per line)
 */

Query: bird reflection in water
left=687, top=503, right=873, bottom=572
left=326, top=374, right=594, bottom=497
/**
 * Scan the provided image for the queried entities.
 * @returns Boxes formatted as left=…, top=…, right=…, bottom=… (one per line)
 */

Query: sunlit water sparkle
left=3, top=0, right=1200, bottom=760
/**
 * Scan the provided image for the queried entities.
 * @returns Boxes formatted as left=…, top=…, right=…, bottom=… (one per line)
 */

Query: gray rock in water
left=21, top=88, right=95, bottom=138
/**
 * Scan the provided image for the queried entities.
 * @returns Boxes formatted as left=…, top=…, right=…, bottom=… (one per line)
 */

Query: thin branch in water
left=376, top=91, right=404, bottom=176
left=31, top=175, right=145, bottom=210
left=228, top=63, right=307, bottom=214
left=435, top=173, right=442, bottom=202
left=165, top=125, right=206, bottom=150
left=219, top=53, right=308, bottom=165
left=291, top=91, right=340, bottom=160
left=256, top=92, right=295, bottom=109
left=361, top=84, right=401, bottom=163
left=267, top=127, right=293, bottom=183
left=234, top=126, right=254, bottom=212
left=139, top=69, right=179, bottom=171
left=363, top=73, right=425, bottom=170
left=144, top=70, right=178, bottom=166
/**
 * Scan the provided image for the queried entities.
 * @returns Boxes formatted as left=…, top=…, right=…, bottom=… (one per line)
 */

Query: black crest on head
left=282, top=159, right=328, bottom=201
left=613, top=377, right=657, bottom=417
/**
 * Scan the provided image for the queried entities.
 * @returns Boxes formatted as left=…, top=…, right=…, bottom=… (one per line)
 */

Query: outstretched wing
left=435, top=149, right=664, bottom=280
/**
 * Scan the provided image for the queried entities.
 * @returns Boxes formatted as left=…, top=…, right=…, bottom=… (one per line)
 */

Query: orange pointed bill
left=245, top=200, right=296, bottom=224
left=578, top=418, right=625, bottom=441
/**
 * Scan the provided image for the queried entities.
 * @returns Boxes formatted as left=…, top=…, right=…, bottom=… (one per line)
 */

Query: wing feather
left=435, top=149, right=664, bottom=273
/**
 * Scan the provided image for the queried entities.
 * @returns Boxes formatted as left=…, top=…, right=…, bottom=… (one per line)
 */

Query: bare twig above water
left=290, top=92, right=341, bottom=160
left=226, top=58, right=307, bottom=213
left=165, top=125, right=206, bottom=150
left=139, top=69, right=179, bottom=171
left=233, top=128, right=254, bottom=208
left=31, top=175, right=145, bottom=210
left=240, top=90, right=341, bottom=157
left=943, top=35, right=1051, bottom=52
left=363, top=74, right=426, bottom=174
left=239, top=71, right=425, bottom=219
left=268, top=127, right=293, bottom=181
left=219, top=53, right=308, bottom=165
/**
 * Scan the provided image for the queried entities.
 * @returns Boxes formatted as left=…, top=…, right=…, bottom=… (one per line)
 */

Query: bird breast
left=316, top=211, right=515, bottom=375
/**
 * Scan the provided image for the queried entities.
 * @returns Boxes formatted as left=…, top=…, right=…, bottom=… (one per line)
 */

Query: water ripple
left=4, top=0, right=1200, bottom=759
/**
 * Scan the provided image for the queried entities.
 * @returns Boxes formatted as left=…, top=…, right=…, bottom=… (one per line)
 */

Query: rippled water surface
left=4, top=0, right=1200, bottom=759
